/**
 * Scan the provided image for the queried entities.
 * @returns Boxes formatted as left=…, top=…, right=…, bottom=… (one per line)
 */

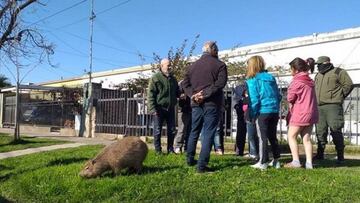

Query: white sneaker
left=269, top=159, right=281, bottom=169
left=174, top=148, right=181, bottom=154
left=250, top=162, right=268, bottom=170
left=305, top=162, right=313, bottom=169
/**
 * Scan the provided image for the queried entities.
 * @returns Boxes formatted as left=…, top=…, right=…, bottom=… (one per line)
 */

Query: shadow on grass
left=0, top=164, right=14, bottom=182
left=0, top=164, right=13, bottom=170
left=212, top=156, right=252, bottom=170
left=0, top=173, right=12, bottom=182
left=0, top=138, right=46, bottom=147
left=0, top=195, right=13, bottom=203
left=98, top=165, right=179, bottom=178
left=142, top=165, right=179, bottom=174
left=47, top=157, right=89, bottom=167
left=313, top=153, right=360, bottom=168
left=280, top=153, right=360, bottom=168
left=1, top=157, right=90, bottom=182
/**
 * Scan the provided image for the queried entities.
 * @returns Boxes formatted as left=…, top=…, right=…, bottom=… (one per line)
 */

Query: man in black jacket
left=182, top=41, right=228, bottom=173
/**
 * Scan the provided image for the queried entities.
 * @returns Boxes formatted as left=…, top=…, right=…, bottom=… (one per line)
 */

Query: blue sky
left=2, top=0, right=360, bottom=84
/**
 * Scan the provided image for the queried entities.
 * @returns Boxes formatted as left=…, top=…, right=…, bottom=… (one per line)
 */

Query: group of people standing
left=147, top=41, right=353, bottom=173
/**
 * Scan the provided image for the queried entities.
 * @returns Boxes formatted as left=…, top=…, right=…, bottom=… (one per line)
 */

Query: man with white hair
left=183, top=41, right=228, bottom=173
left=148, top=58, right=179, bottom=154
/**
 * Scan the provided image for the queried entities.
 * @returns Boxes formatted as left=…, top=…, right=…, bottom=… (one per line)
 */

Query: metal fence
left=95, top=89, right=133, bottom=135
left=94, top=88, right=234, bottom=137
left=94, top=85, right=360, bottom=145
left=2, top=95, right=16, bottom=127
left=342, top=85, right=360, bottom=145
left=21, top=101, right=78, bottom=128
left=1, top=88, right=82, bottom=130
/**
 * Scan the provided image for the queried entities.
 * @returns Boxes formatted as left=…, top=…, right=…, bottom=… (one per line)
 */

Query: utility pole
left=87, top=0, right=95, bottom=137
left=89, top=0, right=95, bottom=84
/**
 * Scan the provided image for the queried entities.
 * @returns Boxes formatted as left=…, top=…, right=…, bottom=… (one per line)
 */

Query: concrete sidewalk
left=0, top=143, right=89, bottom=160
left=0, top=128, right=118, bottom=160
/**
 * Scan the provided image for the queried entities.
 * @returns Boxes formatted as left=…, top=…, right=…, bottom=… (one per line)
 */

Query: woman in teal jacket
left=246, top=55, right=281, bottom=170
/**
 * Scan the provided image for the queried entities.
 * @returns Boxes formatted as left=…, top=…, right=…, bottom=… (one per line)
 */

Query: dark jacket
left=178, top=81, right=191, bottom=113
left=147, top=71, right=179, bottom=113
left=182, top=53, right=228, bottom=107
left=315, top=65, right=353, bottom=105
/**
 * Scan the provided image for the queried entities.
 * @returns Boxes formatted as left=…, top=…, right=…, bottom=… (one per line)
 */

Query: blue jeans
left=213, top=113, right=224, bottom=151
left=187, top=106, right=219, bottom=170
left=153, top=108, right=176, bottom=153
left=247, top=122, right=259, bottom=156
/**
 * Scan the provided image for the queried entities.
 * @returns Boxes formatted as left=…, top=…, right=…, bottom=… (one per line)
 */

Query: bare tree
left=1, top=0, right=54, bottom=63
left=1, top=0, right=54, bottom=140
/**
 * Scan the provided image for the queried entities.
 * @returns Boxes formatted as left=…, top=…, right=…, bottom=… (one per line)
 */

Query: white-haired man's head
left=160, top=58, right=171, bottom=76
left=202, top=41, right=218, bottom=57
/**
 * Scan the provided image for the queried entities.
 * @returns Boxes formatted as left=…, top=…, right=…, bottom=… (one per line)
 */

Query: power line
left=96, top=0, right=132, bottom=16
left=48, top=32, right=86, bottom=55
left=56, top=49, right=123, bottom=67
left=58, top=29, right=152, bottom=58
left=41, top=27, right=152, bottom=59
left=49, top=30, right=140, bottom=66
left=27, top=0, right=88, bottom=27
left=56, top=0, right=133, bottom=29
left=48, top=30, right=142, bottom=66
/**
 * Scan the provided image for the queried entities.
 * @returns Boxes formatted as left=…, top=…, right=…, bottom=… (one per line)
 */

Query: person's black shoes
left=197, top=166, right=215, bottom=174
left=187, top=159, right=197, bottom=166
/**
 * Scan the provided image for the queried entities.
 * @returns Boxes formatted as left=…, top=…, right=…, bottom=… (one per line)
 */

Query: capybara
left=79, top=136, right=148, bottom=178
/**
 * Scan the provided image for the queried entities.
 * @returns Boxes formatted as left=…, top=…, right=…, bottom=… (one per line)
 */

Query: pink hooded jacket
left=287, top=72, right=319, bottom=126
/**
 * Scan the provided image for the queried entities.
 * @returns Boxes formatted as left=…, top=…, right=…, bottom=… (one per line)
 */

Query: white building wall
left=223, top=27, right=360, bottom=84
left=91, top=70, right=153, bottom=89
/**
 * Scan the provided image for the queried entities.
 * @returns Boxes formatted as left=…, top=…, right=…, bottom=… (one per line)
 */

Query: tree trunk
left=14, top=65, right=20, bottom=140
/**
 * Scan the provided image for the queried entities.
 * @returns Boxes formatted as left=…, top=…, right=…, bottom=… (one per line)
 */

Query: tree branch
left=0, top=0, right=37, bottom=49
left=0, top=0, right=13, bottom=20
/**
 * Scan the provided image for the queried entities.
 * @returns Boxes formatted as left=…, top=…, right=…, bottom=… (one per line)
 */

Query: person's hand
left=192, top=90, right=204, bottom=104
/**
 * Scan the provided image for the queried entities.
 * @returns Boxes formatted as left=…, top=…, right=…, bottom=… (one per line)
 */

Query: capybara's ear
left=91, top=159, right=96, bottom=165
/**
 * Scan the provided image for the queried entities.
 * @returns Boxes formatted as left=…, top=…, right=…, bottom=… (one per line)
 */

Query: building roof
left=38, top=26, right=360, bottom=87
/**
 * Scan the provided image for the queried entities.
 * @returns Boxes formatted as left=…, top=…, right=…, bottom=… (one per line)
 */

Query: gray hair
left=202, top=41, right=217, bottom=53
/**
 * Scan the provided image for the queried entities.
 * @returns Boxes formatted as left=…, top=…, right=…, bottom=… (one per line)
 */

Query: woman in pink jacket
left=285, top=57, right=319, bottom=169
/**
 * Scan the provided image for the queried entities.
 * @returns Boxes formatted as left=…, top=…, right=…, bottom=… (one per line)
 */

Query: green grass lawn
left=0, top=133, right=69, bottom=153
left=1, top=145, right=360, bottom=202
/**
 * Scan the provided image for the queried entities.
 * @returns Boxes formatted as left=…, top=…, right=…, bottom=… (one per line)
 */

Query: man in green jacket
left=147, top=58, right=179, bottom=154
left=314, top=56, right=353, bottom=164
